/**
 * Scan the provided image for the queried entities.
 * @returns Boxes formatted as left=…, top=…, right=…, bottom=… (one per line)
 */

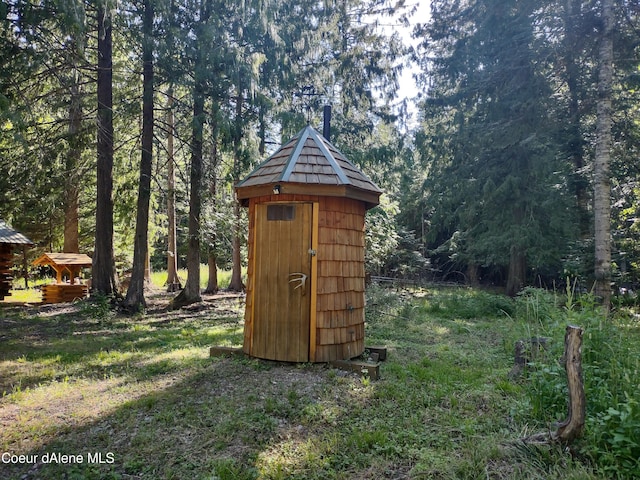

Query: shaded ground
left=1, top=291, right=376, bottom=479
left=0, top=287, right=601, bottom=479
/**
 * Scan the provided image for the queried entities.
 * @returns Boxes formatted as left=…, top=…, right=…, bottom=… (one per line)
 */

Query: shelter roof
left=33, top=253, right=93, bottom=268
left=236, top=125, right=382, bottom=209
left=0, top=219, right=33, bottom=245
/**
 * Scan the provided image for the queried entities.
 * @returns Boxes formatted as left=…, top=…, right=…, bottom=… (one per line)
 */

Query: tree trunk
left=22, top=245, right=29, bottom=289
left=506, top=246, right=526, bottom=296
left=466, top=263, right=479, bottom=287
left=206, top=251, right=218, bottom=294
left=228, top=79, right=244, bottom=292
left=522, top=326, right=585, bottom=446
left=205, top=106, right=219, bottom=295
left=170, top=73, right=205, bottom=308
left=594, top=0, right=613, bottom=311
left=124, top=0, right=154, bottom=311
left=229, top=199, right=244, bottom=292
left=258, top=99, right=266, bottom=156
left=93, top=2, right=117, bottom=297
left=169, top=0, right=215, bottom=308
left=165, top=89, right=181, bottom=292
left=63, top=179, right=80, bottom=253
left=64, top=67, right=82, bottom=254
left=145, top=248, right=151, bottom=282
left=554, top=325, right=586, bottom=443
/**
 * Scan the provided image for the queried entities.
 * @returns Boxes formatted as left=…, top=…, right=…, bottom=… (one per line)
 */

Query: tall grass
left=513, top=287, right=640, bottom=479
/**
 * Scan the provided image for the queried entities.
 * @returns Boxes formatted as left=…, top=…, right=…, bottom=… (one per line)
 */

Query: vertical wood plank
left=251, top=202, right=312, bottom=362
left=309, top=202, right=319, bottom=361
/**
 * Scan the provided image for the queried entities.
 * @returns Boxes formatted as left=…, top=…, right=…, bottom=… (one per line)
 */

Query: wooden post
left=553, top=325, right=586, bottom=443
left=22, top=245, right=29, bottom=289
left=54, top=266, right=63, bottom=284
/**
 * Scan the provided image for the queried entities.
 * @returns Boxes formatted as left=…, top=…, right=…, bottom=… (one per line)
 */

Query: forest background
left=1, top=0, right=639, bottom=308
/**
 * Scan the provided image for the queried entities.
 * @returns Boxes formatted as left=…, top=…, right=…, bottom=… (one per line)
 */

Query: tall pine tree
left=416, top=0, right=575, bottom=294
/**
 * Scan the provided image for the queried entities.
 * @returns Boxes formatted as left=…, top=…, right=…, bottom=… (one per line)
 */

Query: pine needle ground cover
left=0, top=286, right=636, bottom=479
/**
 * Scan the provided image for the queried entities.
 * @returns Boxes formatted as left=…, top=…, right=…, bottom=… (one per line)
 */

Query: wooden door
left=252, top=203, right=312, bottom=361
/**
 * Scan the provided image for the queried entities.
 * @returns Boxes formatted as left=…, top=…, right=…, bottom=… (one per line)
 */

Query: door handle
left=289, top=273, right=307, bottom=294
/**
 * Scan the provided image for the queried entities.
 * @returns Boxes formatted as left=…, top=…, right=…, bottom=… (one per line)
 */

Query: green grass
left=1, top=287, right=42, bottom=303
left=149, top=265, right=245, bottom=290
left=2, top=265, right=244, bottom=304
left=1, top=284, right=632, bottom=479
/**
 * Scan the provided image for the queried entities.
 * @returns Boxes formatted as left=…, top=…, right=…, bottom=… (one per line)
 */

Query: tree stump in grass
left=522, top=325, right=585, bottom=445
left=553, top=325, right=586, bottom=443
left=508, top=336, right=549, bottom=379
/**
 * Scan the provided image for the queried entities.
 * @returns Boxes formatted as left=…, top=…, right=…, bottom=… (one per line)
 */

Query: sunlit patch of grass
left=432, top=324, right=451, bottom=336
left=130, top=323, right=153, bottom=332
left=2, top=288, right=42, bottom=303
left=135, top=348, right=208, bottom=376
left=1, top=377, right=127, bottom=450
left=257, top=437, right=331, bottom=479
left=149, top=265, right=246, bottom=290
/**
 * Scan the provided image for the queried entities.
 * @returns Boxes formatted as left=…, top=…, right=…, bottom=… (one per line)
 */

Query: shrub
left=580, top=314, right=640, bottom=478
left=79, top=293, right=114, bottom=320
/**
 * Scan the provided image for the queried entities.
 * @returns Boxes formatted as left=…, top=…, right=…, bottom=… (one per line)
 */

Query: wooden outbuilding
left=0, top=219, right=33, bottom=301
left=235, top=124, right=382, bottom=362
left=33, top=253, right=92, bottom=303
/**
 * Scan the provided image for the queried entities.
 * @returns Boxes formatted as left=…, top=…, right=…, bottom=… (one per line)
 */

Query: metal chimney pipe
left=323, top=105, right=332, bottom=142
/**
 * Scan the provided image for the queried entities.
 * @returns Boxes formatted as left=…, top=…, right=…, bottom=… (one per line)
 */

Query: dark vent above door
left=267, top=205, right=295, bottom=221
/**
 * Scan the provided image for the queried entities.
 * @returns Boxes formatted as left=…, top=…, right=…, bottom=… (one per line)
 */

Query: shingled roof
left=0, top=219, right=33, bottom=245
left=236, top=125, right=381, bottom=209
left=33, top=253, right=93, bottom=268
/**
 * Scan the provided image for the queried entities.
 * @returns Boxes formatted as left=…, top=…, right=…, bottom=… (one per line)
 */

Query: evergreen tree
left=1, top=0, right=94, bottom=252
left=164, top=88, right=182, bottom=291
left=415, top=0, right=576, bottom=294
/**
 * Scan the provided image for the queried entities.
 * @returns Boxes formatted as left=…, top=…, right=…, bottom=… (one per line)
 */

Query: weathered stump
left=522, top=325, right=585, bottom=445
left=508, top=336, right=550, bottom=379
left=553, top=325, right=586, bottom=443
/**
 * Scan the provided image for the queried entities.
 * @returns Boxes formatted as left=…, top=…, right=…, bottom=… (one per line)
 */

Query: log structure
left=0, top=243, right=13, bottom=300
left=0, top=220, right=33, bottom=301
left=236, top=125, right=381, bottom=362
left=40, top=284, right=89, bottom=303
left=33, top=253, right=92, bottom=303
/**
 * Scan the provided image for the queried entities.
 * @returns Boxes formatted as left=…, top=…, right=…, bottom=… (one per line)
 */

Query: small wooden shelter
left=0, top=219, right=33, bottom=301
left=33, top=253, right=92, bottom=303
left=235, top=125, right=382, bottom=362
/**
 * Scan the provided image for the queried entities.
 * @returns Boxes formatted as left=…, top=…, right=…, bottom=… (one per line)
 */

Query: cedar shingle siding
left=236, top=126, right=381, bottom=362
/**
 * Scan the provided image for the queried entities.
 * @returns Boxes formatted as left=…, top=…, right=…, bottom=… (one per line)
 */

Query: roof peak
left=279, top=126, right=351, bottom=185
left=235, top=124, right=381, bottom=208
